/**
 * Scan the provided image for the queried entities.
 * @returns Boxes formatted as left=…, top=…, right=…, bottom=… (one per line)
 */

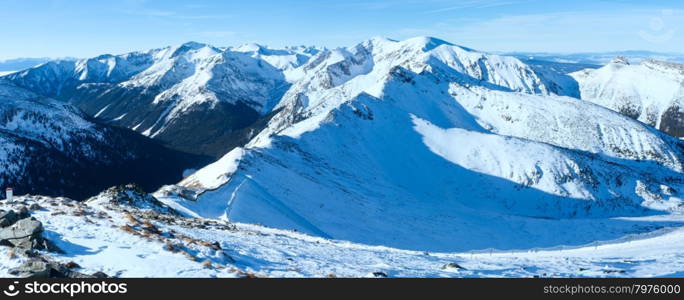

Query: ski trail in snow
left=231, top=177, right=333, bottom=239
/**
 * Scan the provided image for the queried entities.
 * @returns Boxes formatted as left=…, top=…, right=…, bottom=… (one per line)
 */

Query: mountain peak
left=233, top=43, right=266, bottom=53
left=171, top=41, right=215, bottom=57
left=402, top=36, right=453, bottom=51
left=180, top=41, right=209, bottom=49
left=610, top=56, right=630, bottom=65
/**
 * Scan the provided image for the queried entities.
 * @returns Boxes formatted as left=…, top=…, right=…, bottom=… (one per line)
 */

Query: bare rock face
left=8, top=259, right=50, bottom=278
left=0, top=210, right=19, bottom=227
left=8, top=257, right=105, bottom=278
left=88, top=184, right=179, bottom=215
left=0, top=217, right=60, bottom=252
left=611, top=56, right=630, bottom=65
left=0, top=217, right=43, bottom=241
left=0, top=207, right=61, bottom=253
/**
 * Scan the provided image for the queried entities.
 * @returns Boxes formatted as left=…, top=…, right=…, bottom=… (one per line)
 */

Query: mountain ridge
left=154, top=37, right=684, bottom=251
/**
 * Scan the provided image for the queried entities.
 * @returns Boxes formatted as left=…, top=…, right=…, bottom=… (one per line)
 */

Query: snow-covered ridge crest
left=450, top=85, right=684, bottom=172
left=289, top=35, right=548, bottom=96
left=231, top=43, right=324, bottom=75
left=237, top=36, right=551, bottom=148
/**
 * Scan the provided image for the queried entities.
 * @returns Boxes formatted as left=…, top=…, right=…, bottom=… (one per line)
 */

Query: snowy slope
left=2, top=43, right=319, bottom=157
left=231, top=43, right=323, bottom=81
left=0, top=80, right=206, bottom=199
left=167, top=37, right=684, bottom=252
left=516, top=58, right=599, bottom=98
left=3, top=193, right=684, bottom=278
left=571, top=58, right=684, bottom=137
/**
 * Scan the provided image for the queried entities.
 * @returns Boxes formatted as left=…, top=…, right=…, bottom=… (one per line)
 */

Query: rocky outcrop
left=8, top=257, right=105, bottom=278
left=0, top=210, right=20, bottom=227
left=0, top=206, right=61, bottom=254
left=87, top=184, right=179, bottom=216
left=0, top=203, right=104, bottom=278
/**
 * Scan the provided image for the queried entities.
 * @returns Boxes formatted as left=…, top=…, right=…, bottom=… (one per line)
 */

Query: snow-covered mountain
left=2, top=36, right=684, bottom=278
left=1, top=43, right=319, bottom=157
left=230, top=44, right=323, bottom=78
left=570, top=57, right=684, bottom=138
left=0, top=80, right=207, bottom=199
left=508, top=51, right=684, bottom=65
left=0, top=57, right=70, bottom=72
left=152, top=37, right=684, bottom=252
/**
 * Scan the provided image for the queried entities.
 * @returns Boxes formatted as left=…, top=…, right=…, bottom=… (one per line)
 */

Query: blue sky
left=0, top=0, right=683, bottom=60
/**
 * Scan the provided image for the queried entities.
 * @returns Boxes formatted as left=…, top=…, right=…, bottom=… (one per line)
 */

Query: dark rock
left=28, top=203, right=43, bottom=211
left=89, top=185, right=179, bottom=216
left=64, top=261, right=81, bottom=269
left=0, top=218, right=43, bottom=241
left=91, top=271, right=109, bottom=278
left=10, top=258, right=93, bottom=278
left=9, top=259, right=50, bottom=278
left=611, top=56, right=630, bottom=65
left=0, top=210, right=19, bottom=227
left=46, top=261, right=91, bottom=278
left=0, top=218, right=62, bottom=253
left=442, top=262, right=466, bottom=270
left=372, top=272, right=388, bottom=278
left=660, top=105, right=684, bottom=138
left=41, top=239, right=64, bottom=253
left=16, top=206, right=30, bottom=219
left=209, top=241, right=222, bottom=251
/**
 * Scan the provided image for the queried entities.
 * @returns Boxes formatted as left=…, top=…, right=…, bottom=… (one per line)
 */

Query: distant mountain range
left=507, top=50, right=684, bottom=65
left=0, top=57, right=77, bottom=72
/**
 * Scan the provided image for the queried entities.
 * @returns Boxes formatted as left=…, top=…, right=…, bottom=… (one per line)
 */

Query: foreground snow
left=2, top=194, right=684, bottom=278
